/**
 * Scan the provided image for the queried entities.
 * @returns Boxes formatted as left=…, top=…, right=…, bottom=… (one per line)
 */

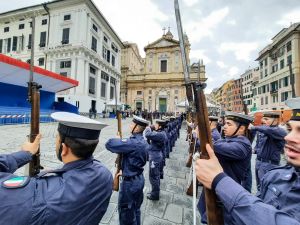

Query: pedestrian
left=250, top=111, right=287, bottom=190
left=0, top=112, right=112, bottom=225
left=198, top=112, right=252, bottom=224
left=195, top=97, right=300, bottom=225
left=105, top=115, right=149, bottom=225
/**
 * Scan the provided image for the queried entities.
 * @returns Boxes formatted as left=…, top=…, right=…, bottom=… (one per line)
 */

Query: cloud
left=219, top=42, right=259, bottom=62
left=216, top=61, right=227, bottom=69
left=226, top=19, right=236, bottom=26
left=183, top=0, right=198, bottom=7
left=189, top=49, right=211, bottom=64
left=276, top=8, right=300, bottom=26
left=98, top=0, right=168, bottom=57
left=184, top=7, right=230, bottom=42
left=227, top=66, right=239, bottom=77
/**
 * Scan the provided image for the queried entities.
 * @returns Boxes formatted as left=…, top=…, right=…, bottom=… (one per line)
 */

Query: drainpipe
left=42, top=3, right=50, bottom=70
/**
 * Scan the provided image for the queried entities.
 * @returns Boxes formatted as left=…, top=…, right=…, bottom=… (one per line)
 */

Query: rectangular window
left=110, top=77, right=116, bottom=85
left=62, top=28, right=70, bottom=44
left=264, top=58, right=268, bottom=66
left=261, top=97, right=264, bottom=105
left=42, top=19, right=47, bottom=25
left=92, top=24, right=98, bottom=32
left=101, top=82, right=106, bottom=98
left=265, top=96, right=268, bottom=105
left=4, top=27, right=9, bottom=32
left=89, top=76, right=96, bottom=95
left=64, top=14, right=71, bottom=21
left=101, top=71, right=109, bottom=81
left=102, top=46, right=107, bottom=60
left=91, top=36, right=97, bottom=52
left=287, top=55, right=292, bottom=66
left=107, top=50, right=110, bottom=63
left=286, top=41, right=291, bottom=52
left=283, top=76, right=289, bottom=87
left=38, top=58, right=45, bottom=66
left=149, top=90, right=152, bottom=94
left=104, top=36, right=108, bottom=43
left=175, top=90, right=179, bottom=94
left=264, top=69, right=268, bottom=77
left=39, top=32, right=46, bottom=47
left=12, top=36, right=18, bottom=51
left=7, top=38, right=11, bottom=53
left=280, top=59, right=284, bottom=69
left=111, top=43, right=118, bottom=53
left=60, top=61, right=71, bottom=68
left=110, top=86, right=114, bottom=99
left=281, top=92, right=288, bottom=102
left=137, top=91, right=142, bottom=95
left=28, top=34, right=32, bottom=49
left=90, top=66, right=96, bottom=75
left=160, top=60, right=167, bottom=72
left=112, top=55, right=115, bottom=67
left=19, top=24, right=24, bottom=29
left=0, top=39, right=2, bottom=53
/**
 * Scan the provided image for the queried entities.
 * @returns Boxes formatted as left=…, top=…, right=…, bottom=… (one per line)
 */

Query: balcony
left=270, top=89, right=278, bottom=95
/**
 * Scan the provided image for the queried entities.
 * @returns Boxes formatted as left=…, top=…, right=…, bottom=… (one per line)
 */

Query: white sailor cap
left=51, top=112, right=108, bottom=140
left=132, top=115, right=149, bottom=127
left=261, top=111, right=281, bottom=118
left=156, top=119, right=167, bottom=125
left=225, top=111, right=253, bottom=125
left=286, top=97, right=300, bottom=121
left=209, top=116, right=219, bottom=121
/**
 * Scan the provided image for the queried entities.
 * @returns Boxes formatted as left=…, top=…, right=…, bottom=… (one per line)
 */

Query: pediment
left=145, top=38, right=179, bottom=50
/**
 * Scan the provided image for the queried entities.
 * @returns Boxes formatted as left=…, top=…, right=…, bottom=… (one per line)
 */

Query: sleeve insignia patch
left=2, top=176, right=30, bottom=189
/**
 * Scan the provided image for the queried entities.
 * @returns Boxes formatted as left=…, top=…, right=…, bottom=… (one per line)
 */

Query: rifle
left=174, top=0, right=223, bottom=223
left=28, top=17, right=42, bottom=177
left=113, top=110, right=123, bottom=191
left=186, top=130, right=195, bottom=167
left=193, top=82, right=224, bottom=224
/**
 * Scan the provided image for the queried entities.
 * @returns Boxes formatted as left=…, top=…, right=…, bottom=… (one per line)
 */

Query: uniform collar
left=37, top=157, right=94, bottom=177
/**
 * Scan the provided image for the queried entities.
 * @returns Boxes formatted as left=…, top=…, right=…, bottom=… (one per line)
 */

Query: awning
left=0, top=54, right=78, bottom=93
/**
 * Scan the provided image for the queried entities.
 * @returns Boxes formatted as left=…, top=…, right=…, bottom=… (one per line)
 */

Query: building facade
left=254, top=23, right=300, bottom=110
left=122, top=30, right=206, bottom=113
left=241, top=67, right=259, bottom=112
left=121, top=42, right=144, bottom=106
left=0, top=0, right=123, bottom=113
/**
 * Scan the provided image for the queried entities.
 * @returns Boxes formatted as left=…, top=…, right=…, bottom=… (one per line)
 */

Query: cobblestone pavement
left=0, top=118, right=263, bottom=225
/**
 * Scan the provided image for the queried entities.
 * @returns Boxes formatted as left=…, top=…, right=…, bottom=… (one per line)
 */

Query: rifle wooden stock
left=29, top=83, right=41, bottom=177
left=193, top=82, right=223, bottom=225
left=113, top=111, right=123, bottom=191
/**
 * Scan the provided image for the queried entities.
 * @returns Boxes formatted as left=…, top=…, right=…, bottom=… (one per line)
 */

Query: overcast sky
left=1, top=0, right=300, bottom=93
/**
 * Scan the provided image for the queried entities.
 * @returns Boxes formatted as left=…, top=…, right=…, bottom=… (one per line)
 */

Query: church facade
left=121, top=30, right=206, bottom=113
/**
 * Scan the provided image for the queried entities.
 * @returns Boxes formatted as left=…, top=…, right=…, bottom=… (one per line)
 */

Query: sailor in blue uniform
left=0, top=112, right=112, bottom=225
left=198, top=112, right=252, bottom=224
left=250, top=111, right=287, bottom=190
left=105, top=115, right=149, bottom=225
left=163, top=117, right=171, bottom=158
left=144, top=119, right=166, bottom=200
left=195, top=97, right=300, bottom=225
